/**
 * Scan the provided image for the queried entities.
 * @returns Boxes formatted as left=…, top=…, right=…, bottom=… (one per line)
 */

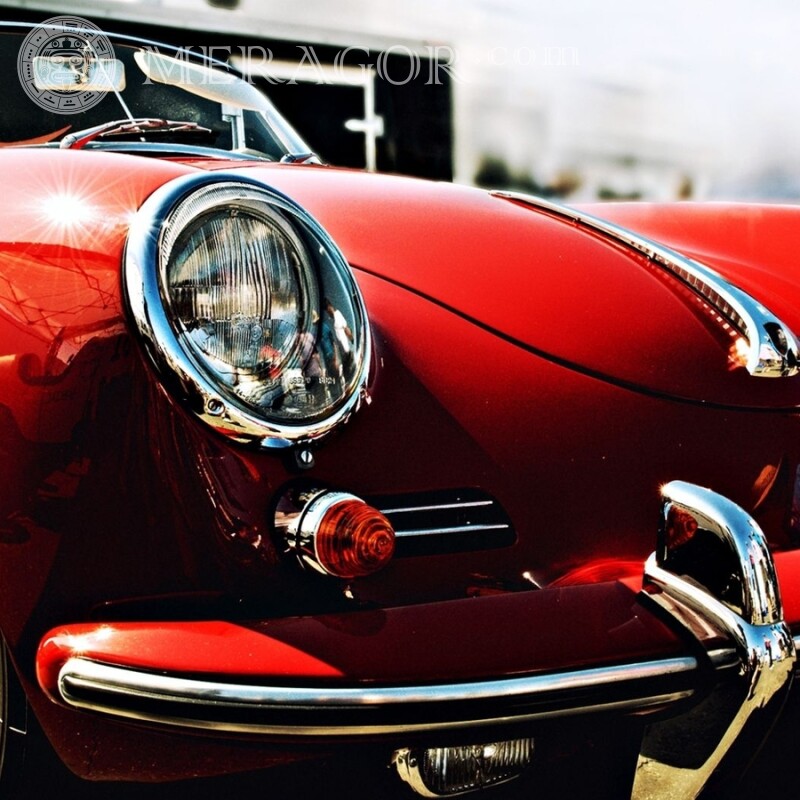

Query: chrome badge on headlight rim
left=124, top=172, right=371, bottom=448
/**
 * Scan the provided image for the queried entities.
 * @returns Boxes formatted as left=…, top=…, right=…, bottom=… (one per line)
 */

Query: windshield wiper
left=60, top=118, right=213, bottom=150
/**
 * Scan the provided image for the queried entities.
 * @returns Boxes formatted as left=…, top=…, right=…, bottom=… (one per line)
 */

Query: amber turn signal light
left=314, top=498, right=395, bottom=578
left=664, top=505, right=699, bottom=550
left=277, top=489, right=395, bottom=579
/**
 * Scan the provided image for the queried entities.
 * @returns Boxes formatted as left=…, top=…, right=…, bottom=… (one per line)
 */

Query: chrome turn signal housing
left=393, top=738, right=535, bottom=797
left=275, top=488, right=395, bottom=579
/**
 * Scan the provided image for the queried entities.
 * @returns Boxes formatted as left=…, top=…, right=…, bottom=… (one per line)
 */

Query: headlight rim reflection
left=123, top=171, right=371, bottom=449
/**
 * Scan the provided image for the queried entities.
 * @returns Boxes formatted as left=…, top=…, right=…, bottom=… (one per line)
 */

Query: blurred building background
left=2, top=0, right=800, bottom=201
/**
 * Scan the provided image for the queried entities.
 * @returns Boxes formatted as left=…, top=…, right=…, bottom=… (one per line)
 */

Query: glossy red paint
left=229, top=164, right=800, bottom=409
left=36, top=620, right=344, bottom=699
left=549, top=559, right=645, bottom=587
left=774, top=549, right=800, bottom=631
left=0, top=150, right=192, bottom=442
left=36, top=580, right=684, bottom=699
left=568, top=552, right=800, bottom=639
left=0, top=151, right=795, bottom=592
left=347, top=271, right=800, bottom=581
left=3, top=141, right=800, bottom=791
left=1, top=151, right=797, bottom=615
left=588, top=201, right=800, bottom=306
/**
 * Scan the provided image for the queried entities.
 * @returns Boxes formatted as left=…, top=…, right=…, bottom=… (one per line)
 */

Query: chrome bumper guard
left=632, top=481, right=795, bottom=799
left=52, top=481, right=795, bottom=798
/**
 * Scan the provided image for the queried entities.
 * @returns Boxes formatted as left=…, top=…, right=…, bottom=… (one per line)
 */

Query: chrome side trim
left=56, top=655, right=696, bottom=737
left=379, top=500, right=494, bottom=515
left=493, top=191, right=800, bottom=378
left=394, top=523, right=510, bottom=539
left=372, top=489, right=516, bottom=555
left=633, top=481, right=796, bottom=799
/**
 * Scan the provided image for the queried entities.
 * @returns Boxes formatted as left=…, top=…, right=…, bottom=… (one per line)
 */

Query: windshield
left=0, top=22, right=310, bottom=160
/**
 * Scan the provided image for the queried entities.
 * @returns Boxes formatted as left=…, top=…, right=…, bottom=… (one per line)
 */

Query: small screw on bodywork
left=206, top=398, right=225, bottom=416
left=295, top=449, right=315, bottom=470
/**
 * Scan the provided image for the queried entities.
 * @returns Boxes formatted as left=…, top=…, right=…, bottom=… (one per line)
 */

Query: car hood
left=5, top=149, right=800, bottom=411
left=229, top=164, right=800, bottom=410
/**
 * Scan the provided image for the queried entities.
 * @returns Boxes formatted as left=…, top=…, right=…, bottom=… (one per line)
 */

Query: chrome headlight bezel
left=124, top=172, right=371, bottom=448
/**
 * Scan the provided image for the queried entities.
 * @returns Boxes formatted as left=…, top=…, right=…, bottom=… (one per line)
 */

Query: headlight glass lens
left=143, top=180, right=368, bottom=439
left=170, top=212, right=307, bottom=374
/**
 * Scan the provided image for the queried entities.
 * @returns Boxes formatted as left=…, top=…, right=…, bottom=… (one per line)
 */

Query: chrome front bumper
left=37, top=481, right=797, bottom=798
left=55, top=652, right=699, bottom=737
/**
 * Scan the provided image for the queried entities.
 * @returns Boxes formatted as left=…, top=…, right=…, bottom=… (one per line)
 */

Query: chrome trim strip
left=60, top=655, right=697, bottom=706
left=394, top=523, right=510, bottom=539
left=493, top=191, right=800, bottom=378
left=706, top=647, right=739, bottom=669
left=379, top=500, right=494, bottom=515
left=633, top=481, right=796, bottom=799
left=57, top=655, right=696, bottom=736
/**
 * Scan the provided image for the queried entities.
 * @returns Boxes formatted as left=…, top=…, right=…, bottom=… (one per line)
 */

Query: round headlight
left=125, top=174, right=370, bottom=447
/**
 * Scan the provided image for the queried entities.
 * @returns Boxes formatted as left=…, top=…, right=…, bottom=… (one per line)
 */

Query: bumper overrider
left=35, top=481, right=797, bottom=798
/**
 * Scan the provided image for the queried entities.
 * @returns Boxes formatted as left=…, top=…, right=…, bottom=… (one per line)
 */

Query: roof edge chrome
left=493, top=191, right=799, bottom=378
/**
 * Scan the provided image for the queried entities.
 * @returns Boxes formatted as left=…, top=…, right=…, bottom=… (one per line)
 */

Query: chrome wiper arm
left=60, top=118, right=212, bottom=151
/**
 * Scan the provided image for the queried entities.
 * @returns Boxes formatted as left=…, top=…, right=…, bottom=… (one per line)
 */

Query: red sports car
left=1, top=18, right=800, bottom=799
